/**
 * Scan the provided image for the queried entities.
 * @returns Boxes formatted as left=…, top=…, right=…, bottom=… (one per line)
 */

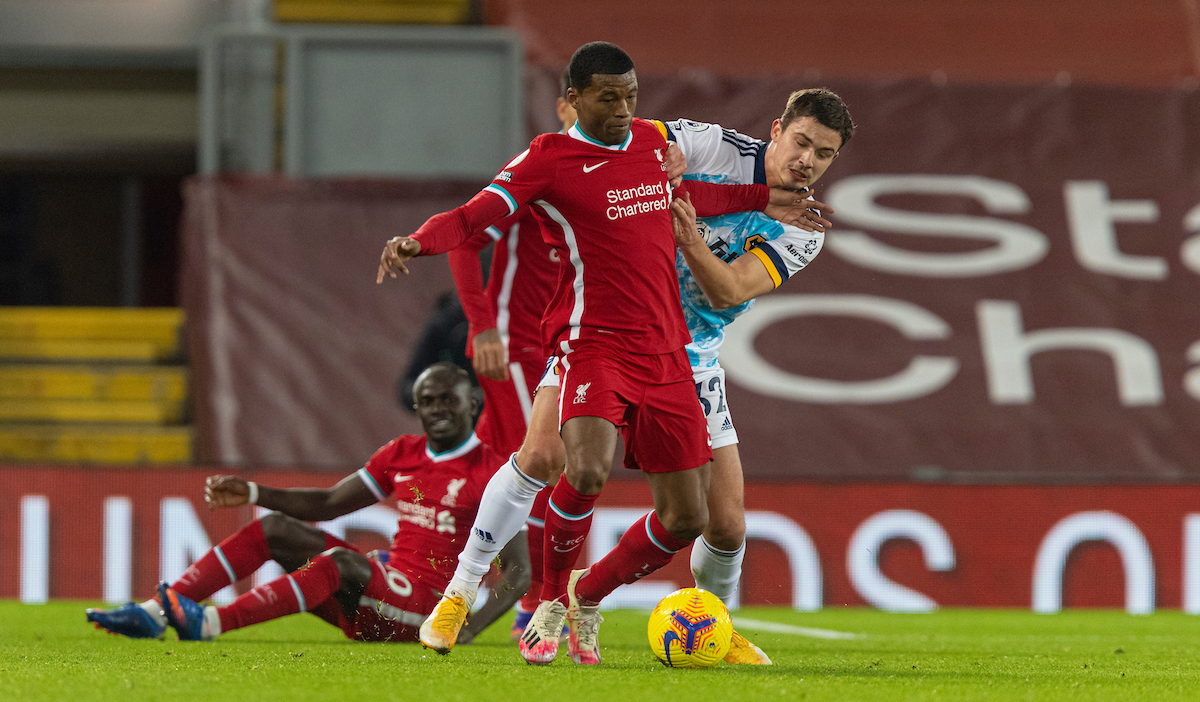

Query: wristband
left=246, top=481, right=259, bottom=506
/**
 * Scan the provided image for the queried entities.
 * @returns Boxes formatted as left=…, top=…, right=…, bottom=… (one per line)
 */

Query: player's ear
left=467, top=385, right=480, bottom=417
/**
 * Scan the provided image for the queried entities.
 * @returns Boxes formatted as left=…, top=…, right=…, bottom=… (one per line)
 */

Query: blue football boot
left=86, top=602, right=165, bottom=639
left=512, top=607, right=534, bottom=641
left=159, top=582, right=213, bottom=641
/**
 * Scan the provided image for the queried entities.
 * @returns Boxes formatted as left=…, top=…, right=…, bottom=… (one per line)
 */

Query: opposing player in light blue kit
left=652, top=88, right=855, bottom=663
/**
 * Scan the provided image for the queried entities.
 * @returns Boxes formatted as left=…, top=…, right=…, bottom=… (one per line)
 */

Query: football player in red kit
left=376, top=42, right=801, bottom=666
left=86, top=363, right=526, bottom=644
left=445, top=72, right=578, bottom=642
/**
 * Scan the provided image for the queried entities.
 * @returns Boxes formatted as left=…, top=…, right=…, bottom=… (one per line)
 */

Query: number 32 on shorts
left=694, top=375, right=726, bottom=417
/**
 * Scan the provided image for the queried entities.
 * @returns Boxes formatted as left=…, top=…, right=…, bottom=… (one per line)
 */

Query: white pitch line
left=732, top=616, right=863, bottom=640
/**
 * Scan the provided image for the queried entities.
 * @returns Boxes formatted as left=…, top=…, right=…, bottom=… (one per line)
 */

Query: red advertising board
left=4, top=466, right=1196, bottom=613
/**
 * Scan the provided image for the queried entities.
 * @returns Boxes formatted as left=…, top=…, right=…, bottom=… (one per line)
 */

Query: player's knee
left=516, top=441, right=565, bottom=483
left=659, top=506, right=709, bottom=542
left=567, top=463, right=608, bottom=494
left=703, top=512, right=746, bottom=551
left=260, top=511, right=305, bottom=544
left=326, top=547, right=371, bottom=586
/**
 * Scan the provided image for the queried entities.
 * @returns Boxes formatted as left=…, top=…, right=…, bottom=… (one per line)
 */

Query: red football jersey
left=485, top=119, right=690, bottom=356
left=447, top=205, right=557, bottom=361
left=356, top=433, right=502, bottom=595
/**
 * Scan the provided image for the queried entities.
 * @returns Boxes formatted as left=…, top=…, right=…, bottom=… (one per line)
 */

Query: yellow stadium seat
left=0, top=308, right=192, bottom=466
left=0, top=365, right=187, bottom=402
left=274, top=0, right=471, bottom=24
left=0, top=424, right=192, bottom=464
left=0, top=398, right=185, bottom=424
left=0, top=307, right=183, bottom=361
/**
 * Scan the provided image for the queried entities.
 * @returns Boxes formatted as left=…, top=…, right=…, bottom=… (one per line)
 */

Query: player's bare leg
left=161, top=547, right=371, bottom=641
left=88, top=512, right=331, bottom=639
left=567, top=462, right=711, bottom=665
left=520, top=414, right=616, bottom=664
left=691, top=444, right=771, bottom=664
left=692, top=446, right=746, bottom=603
left=421, top=385, right=565, bottom=654
left=514, top=386, right=566, bottom=639
left=523, top=415, right=616, bottom=664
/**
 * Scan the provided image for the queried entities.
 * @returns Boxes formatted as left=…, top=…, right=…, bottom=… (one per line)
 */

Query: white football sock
left=446, top=453, right=546, bottom=604
left=690, top=535, right=745, bottom=607
left=202, top=606, right=222, bottom=639
left=139, top=599, right=167, bottom=627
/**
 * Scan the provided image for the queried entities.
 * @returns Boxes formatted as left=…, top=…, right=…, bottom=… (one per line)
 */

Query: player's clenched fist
left=471, top=328, right=510, bottom=382
left=663, top=141, right=686, bottom=187
left=376, top=236, right=422, bottom=283
left=670, top=192, right=702, bottom=248
left=205, top=475, right=250, bottom=510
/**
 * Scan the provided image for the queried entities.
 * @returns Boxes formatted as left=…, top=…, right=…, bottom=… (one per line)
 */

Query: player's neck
left=427, top=432, right=474, bottom=455
left=569, top=121, right=632, bottom=150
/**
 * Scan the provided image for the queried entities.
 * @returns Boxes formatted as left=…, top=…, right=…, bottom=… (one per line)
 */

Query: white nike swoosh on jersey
left=582, top=161, right=609, bottom=173
left=394, top=475, right=414, bottom=483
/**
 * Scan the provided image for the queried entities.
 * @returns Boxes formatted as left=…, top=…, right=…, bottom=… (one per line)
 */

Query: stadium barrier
left=4, top=465, right=1197, bottom=613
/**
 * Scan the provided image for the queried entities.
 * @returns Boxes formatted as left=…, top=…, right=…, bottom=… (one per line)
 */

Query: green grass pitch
left=3, top=601, right=1200, bottom=701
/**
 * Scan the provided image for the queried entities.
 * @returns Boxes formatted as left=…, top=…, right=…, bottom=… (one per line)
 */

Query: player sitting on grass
left=86, top=362, right=528, bottom=644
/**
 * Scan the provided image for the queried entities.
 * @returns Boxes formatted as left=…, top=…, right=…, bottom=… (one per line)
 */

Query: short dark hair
left=559, top=68, right=571, bottom=101
left=568, top=42, right=634, bottom=93
left=415, top=361, right=471, bottom=396
left=780, top=88, right=856, bottom=150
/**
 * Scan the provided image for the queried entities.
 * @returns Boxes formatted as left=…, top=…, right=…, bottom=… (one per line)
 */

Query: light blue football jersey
left=657, top=119, right=824, bottom=369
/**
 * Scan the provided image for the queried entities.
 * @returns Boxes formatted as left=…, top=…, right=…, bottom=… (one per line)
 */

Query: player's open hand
left=664, top=142, right=687, bottom=188
left=376, top=236, right=422, bottom=283
left=205, top=475, right=250, bottom=510
left=472, top=328, right=510, bottom=381
left=670, top=192, right=703, bottom=248
left=765, top=188, right=834, bottom=233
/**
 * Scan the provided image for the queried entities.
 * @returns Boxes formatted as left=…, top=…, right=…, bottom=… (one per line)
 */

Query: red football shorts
left=557, top=345, right=711, bottom=474
left=473, top=354, right=544, bottom=457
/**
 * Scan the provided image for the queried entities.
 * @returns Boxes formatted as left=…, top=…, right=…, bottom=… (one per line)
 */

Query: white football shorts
left=535, top=355, right=560, bottom=393
left=693, top=364, right=738, bottom=449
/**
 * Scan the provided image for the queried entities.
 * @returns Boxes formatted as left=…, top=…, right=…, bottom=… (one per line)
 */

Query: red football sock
left=520, top=485, right=552, bottom=611
left=575, top=511, right=693, bottom=606
left=539, top=478, right=598, bottom=604
left=172, top=519, right=271, bottom=601
left=325, top=532, right=353, bottom=551
left=217, top=553, right=341, bottom=632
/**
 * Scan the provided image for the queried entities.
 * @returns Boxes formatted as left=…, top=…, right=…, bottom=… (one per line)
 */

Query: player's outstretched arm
left=681, top=180, right=833, bottom=233
left=377, top=190, right=516, bottom=286
left=205, top=473, right=378, bottom=522
left=457, top=532, right=531, bottom=644
left=447, top=228, right=509, bottom=382
left=672, top=193, right=776, bottom=310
